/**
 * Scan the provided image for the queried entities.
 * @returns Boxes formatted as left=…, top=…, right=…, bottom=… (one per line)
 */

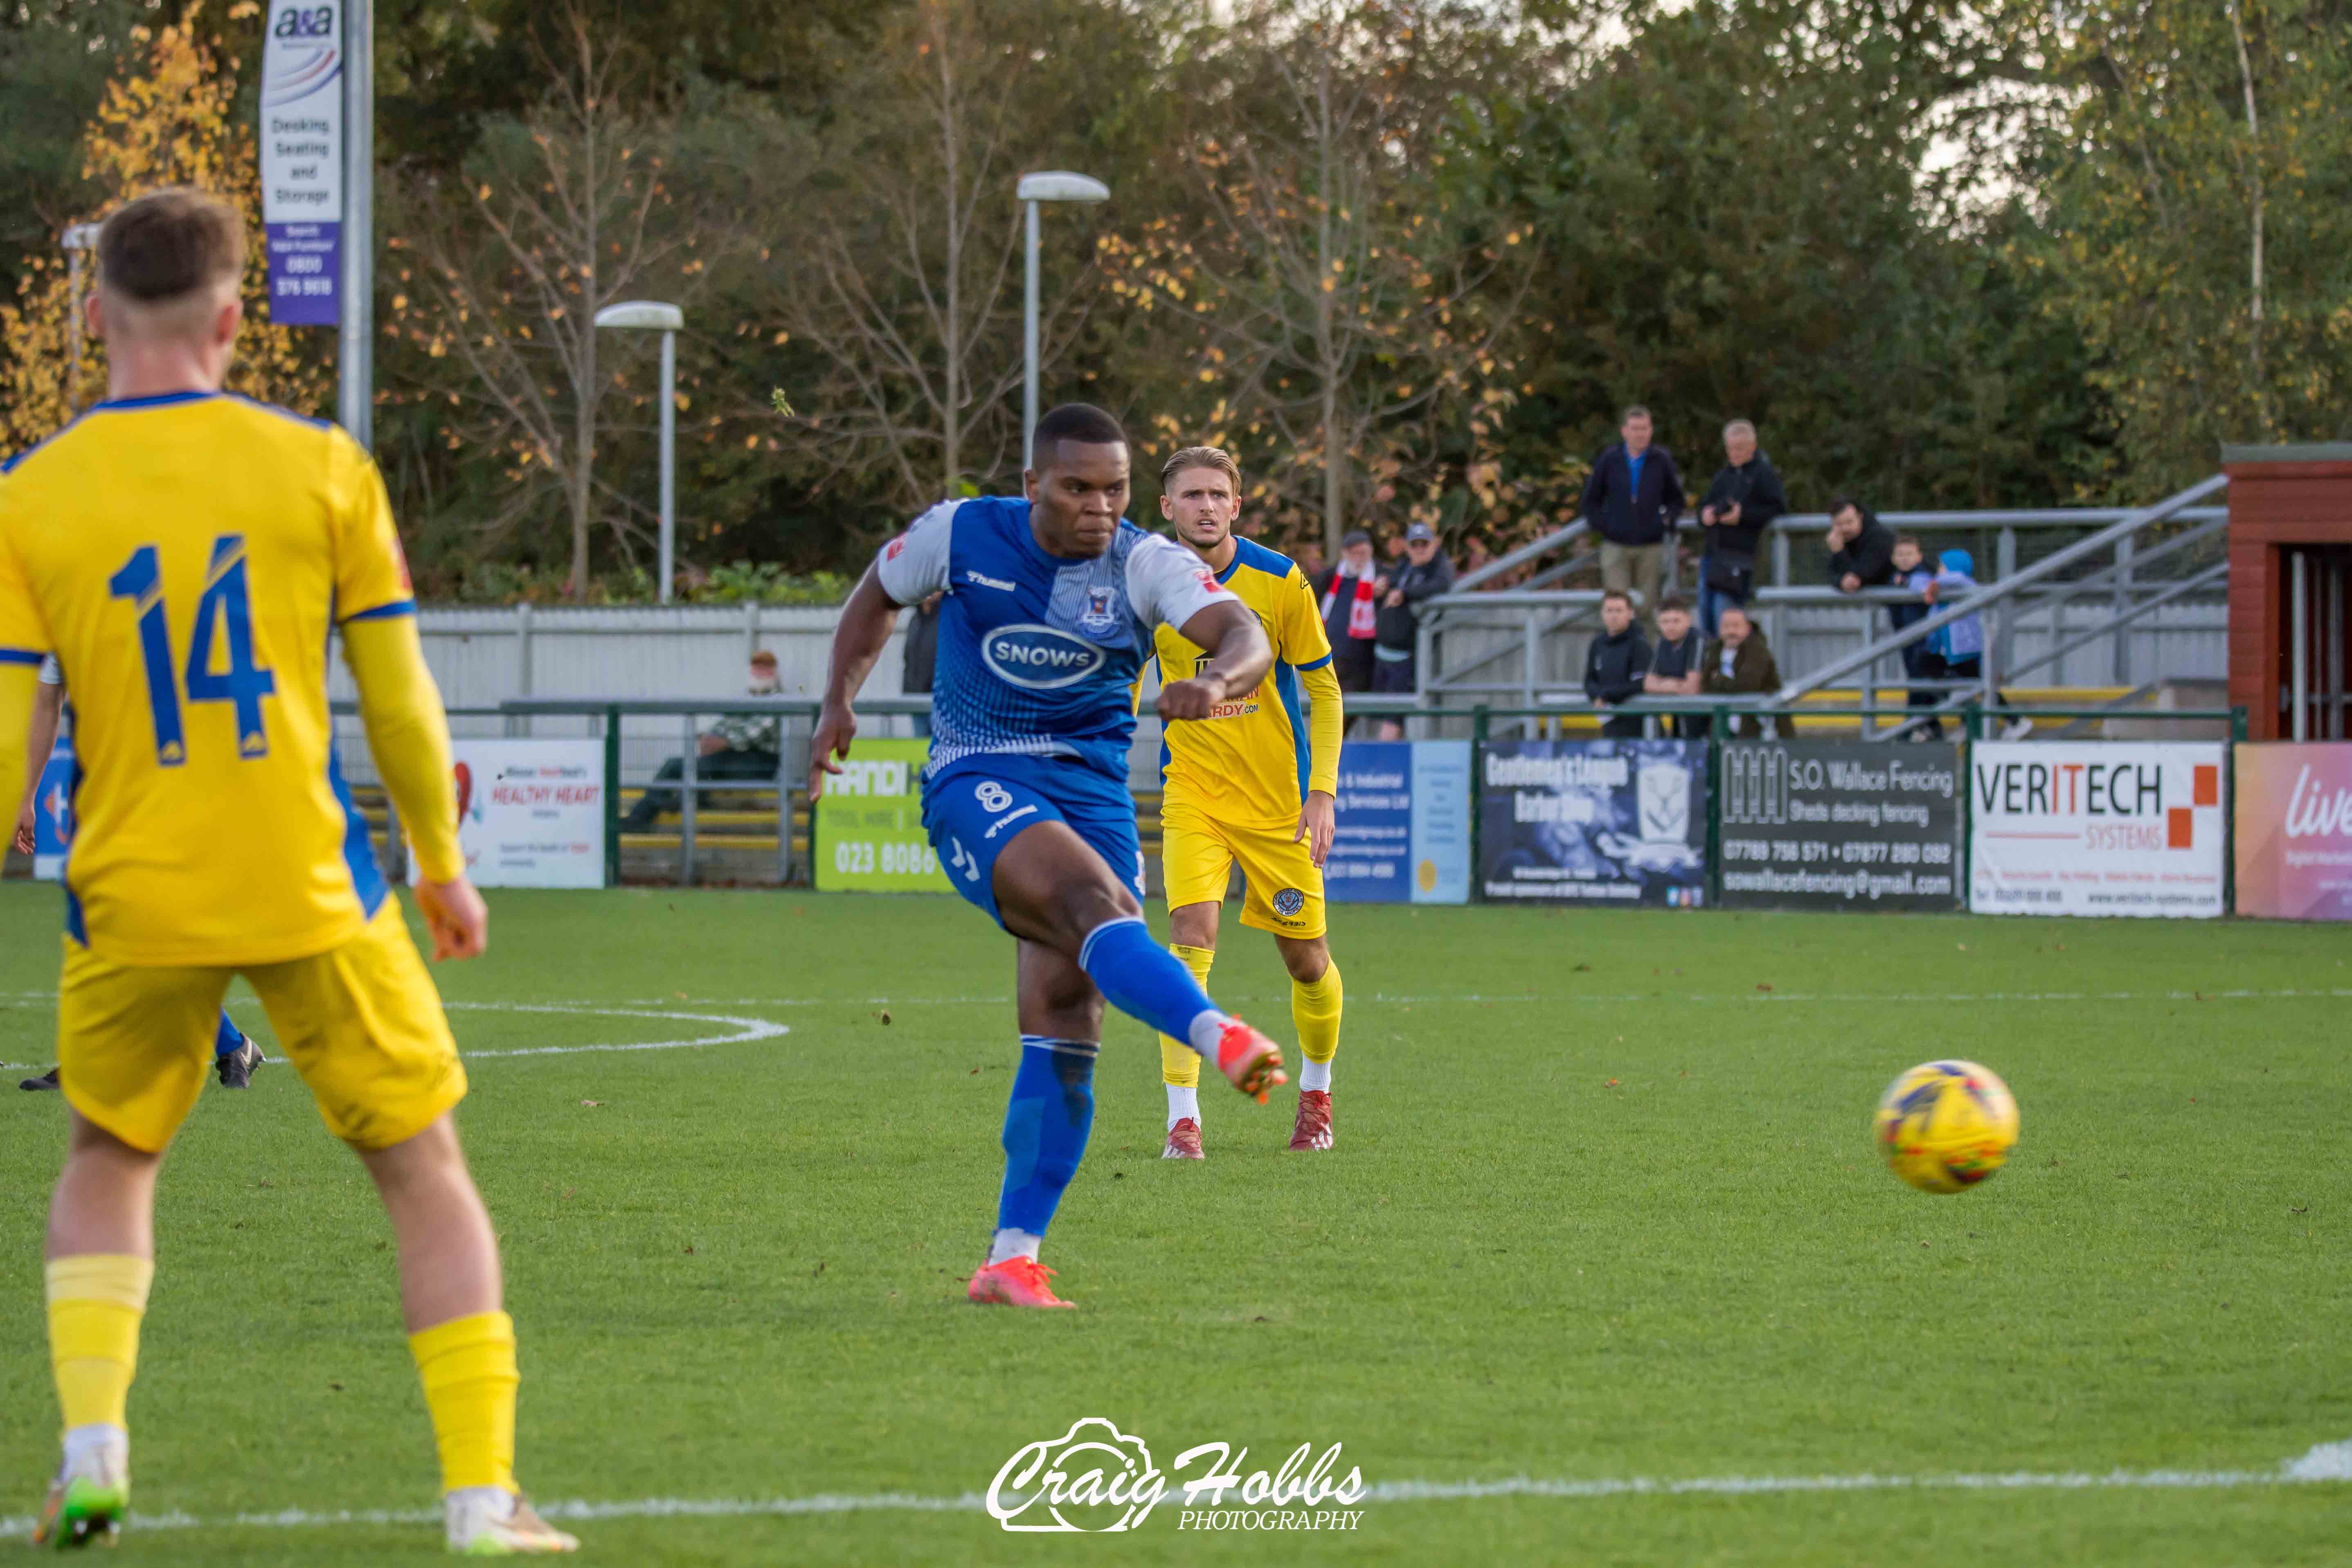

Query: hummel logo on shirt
left=965, top=570, right=1016, bottom=591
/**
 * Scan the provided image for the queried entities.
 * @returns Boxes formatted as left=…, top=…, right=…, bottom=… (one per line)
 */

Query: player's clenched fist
left=415, top=874, right=489, bottom=961
left=1156, top=674, right=1230, bottom=723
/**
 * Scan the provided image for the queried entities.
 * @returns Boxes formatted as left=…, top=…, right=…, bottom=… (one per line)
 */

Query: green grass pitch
left=1, top=883, right=2347, bottom=1564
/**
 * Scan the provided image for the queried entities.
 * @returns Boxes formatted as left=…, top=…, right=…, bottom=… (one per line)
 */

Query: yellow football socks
left=409, top=1311, right=519, bottom=1494
left=47, top=1254, right=153, bottom=1434
left=1292, top=959, right=1343, bottom=1067
left=1159, top=943, right=1215, bottom=1088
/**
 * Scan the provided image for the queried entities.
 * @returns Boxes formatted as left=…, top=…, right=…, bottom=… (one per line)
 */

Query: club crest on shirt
left=1079, top=585, right=1118, bottom=633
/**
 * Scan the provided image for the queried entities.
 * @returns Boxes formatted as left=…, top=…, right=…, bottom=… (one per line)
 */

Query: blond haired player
left=0, top=191, right=574, bottom=1554
left=1152, top=447, right=1346, bottom=1157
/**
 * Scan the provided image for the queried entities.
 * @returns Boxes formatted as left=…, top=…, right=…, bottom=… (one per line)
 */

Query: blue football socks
left=213, top=1011, right=244, bottom=1060
left=995, top=1037, right=1098, bottom=1241
left=1078, top=917, right=1224, bottom=1053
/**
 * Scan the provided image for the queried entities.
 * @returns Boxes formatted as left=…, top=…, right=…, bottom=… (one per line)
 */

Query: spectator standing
left=1583, top=589, right=1652, bottom=739
left=902, top=592, right=942, bottom=738
left=1644, top=593, right=1705, bottom=735
left=620, top=649, right=786, bottom=831
left=1826, top=497, right=1897, bottom=596
left=1373, top=523, right=1454, bottom=739
left=1580, top=404, right=1685, bottom=627
left=1699, top=604, right=1780, bottom=738
left=1886, top=535, right=1941, bottom=738
left=1695, top=420, right=1786, bottom=638
left=1314, top=529, right=1383, bottom=694
left=1921, top=548, right=2031, bottom=738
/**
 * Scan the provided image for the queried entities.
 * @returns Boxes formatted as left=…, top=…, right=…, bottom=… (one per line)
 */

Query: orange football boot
left=967, top=1256, right=1076, bottom=1309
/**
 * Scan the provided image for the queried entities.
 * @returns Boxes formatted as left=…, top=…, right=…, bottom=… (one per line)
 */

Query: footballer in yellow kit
left=1150, top=447, right=1346, bottom=1157
left=0, top=190, right=575, bottom=1553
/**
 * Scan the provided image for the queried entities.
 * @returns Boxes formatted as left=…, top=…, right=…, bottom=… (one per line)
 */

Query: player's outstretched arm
left=811, top=565, right=903, bottom=802
left=343, top=615, right=483, bottom=960
left=13, top=677, right=63, bottom=853
left=1157, top=600, right=1273, bottom=723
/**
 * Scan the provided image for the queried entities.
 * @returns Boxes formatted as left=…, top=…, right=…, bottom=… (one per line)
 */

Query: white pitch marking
left=2, top=1442, right=2343, bottom=1539
left=438, top=1002, right=789, bottom=1059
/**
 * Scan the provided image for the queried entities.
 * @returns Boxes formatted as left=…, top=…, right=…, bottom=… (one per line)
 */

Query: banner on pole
left=1718, top=741, right=1963, bottom=910
left=1968, top=741, right=2225, bottom=917
left=813, top=739, right=950, bottom=893
left=260, top=2, right=344, bottom=326
left=1477, top=739, right=1707, bottom=906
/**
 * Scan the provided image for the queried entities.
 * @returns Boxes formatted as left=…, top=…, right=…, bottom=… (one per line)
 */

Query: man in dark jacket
left=1826, top=497, right=1896, bottom=595
left=1695, top=420, right=1786, bottom=639
left=1583, top=589, right=1652, bottom=739
left=1700, top=605, right=1780, bottom=739
left=1373, top=523, right=1454, bottom=738
left=1579, top=404, right=1685, bottom=629
left=1644, top=594, right=1705, bottom=737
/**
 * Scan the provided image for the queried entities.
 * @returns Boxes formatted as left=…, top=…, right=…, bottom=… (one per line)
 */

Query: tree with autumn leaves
left=0, top=4, right=330, bottom=457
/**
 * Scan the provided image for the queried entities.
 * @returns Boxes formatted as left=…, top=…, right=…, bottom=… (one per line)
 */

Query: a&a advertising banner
left=1477, top=739, right=1707, bottom=906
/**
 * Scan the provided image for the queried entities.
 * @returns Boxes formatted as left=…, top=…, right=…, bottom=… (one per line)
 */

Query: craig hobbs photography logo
left=986, top=1417, right=1367, bottom=1534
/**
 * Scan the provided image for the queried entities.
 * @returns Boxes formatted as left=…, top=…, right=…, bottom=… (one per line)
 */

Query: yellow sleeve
left=1301, top=658, right=1343, bottom=799
left=1282, top=566, right=1334, bottom=668
left=328, top=427, right=416, bottom=620
left=0, top=534, right=52, bottom=820
left=341, top=615, right=463, bottom=883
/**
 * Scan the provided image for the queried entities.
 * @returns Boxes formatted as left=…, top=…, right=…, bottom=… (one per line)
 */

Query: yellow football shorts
left=1160, top=799, right=1327, bottom=939
left=58, top=901, right=467, bottom=1154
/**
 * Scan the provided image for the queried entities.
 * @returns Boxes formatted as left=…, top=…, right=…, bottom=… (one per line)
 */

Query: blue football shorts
left=922, top=754, right=1145, bottom=929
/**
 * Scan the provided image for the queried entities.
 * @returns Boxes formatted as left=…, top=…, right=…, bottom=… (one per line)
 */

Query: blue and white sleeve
left=873, top=500, right=957, bottom=607
left=1125, top=532, right=1231, bottom=633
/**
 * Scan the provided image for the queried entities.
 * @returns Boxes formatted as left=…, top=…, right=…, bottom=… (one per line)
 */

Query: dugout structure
left=2226, top=444, right=2352, bottom=741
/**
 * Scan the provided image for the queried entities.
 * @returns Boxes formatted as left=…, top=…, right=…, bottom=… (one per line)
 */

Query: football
left=1874, top=1060, right=2020, bottom=1194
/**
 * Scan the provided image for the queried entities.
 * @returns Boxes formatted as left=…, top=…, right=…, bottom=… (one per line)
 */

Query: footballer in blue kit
left=812, top=404, right=1289, bottom=1309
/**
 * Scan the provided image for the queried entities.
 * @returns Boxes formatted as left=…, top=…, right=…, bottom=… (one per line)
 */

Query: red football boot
left=967, top=1256, right=1076, bottom=1309
left=1289, top=1089, right=1333, bottom=1151
left=1162, top=1117, right=1204, bottom=1159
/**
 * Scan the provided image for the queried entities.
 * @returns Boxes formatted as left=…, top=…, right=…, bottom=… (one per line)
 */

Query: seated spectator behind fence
left=1920, top=548, right=2031, bottom=739
left=1887, top=535, right=1942, bottom=739
left=1826, top=497, right=1896, bottom=596
left=1315, top=528, right=1383, bottom=694
left=1584, top=588, right=1651, bottom=739
left=1696, top=420, right=1786, bottom=638
left=1374, top=522, right=1453, bottom=738
left=619, top=649, right=785, bottom=831
left=1581, top=404, right=1685, bottom=629
left=1645, top=593, right=1704, bottom=735
left=1700, top=603, right=1779, bottom=738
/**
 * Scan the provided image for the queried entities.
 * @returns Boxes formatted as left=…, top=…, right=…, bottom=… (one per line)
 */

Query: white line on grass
left=604, top=986, right=2352, bottom=1009
left=3, top=1442, right=2343, bottom=1539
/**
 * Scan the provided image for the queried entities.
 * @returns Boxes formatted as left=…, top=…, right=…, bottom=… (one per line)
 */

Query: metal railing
left=1417, top=492, right=2231, bottom=716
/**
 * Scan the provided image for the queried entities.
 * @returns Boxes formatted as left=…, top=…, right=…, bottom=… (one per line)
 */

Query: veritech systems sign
left=1968, top=742, right=2226, bottom=918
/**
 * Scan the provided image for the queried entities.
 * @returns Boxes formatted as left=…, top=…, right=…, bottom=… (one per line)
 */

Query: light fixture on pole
left=60, top=223, right=101, bottom=416
left=1015, top=171, right=1109, bottom=473
left=594, top=300, right=685, bottom=604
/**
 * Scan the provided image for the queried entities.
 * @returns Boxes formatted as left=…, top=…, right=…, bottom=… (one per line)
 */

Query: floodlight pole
left=593, top=301, right=686, bottom=602
left=1016, top=172, right=1110, bottom=473
left=337, top=0, right=374, bottom=449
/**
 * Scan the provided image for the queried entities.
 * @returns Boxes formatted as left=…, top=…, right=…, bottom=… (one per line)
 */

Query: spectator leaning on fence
left=1584, top=588, right=1652, bottom=739
left=1580, top=404, right=1685, bottom=627
left=1373, top=523, right=1453, bottom=739
left=1696, top=420, right=1786, bottom=639
left=1826, top=496, right=1897, bottom=596
left=619, top=649, right=786, bottom=832
left=1699, top=603, right=1779, bottom=739
left=1645, top=593, right=1705, bottom=736
left=1314, top=528, right=1383, bottom=694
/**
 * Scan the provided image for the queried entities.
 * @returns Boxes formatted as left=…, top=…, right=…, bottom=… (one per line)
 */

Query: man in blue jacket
left=1580, top=405, right=1685, bottom=631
